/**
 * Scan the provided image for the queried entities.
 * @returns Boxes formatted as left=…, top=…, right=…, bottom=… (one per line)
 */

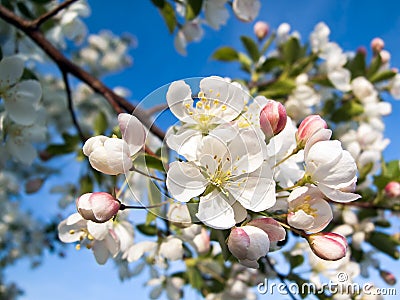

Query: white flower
left=304, top=140, right=360, bottom=202
left=58, top=213, right=120, bottom=265
left=232, top=0, right=261, bottom=22
left=83, top=113, right=145, bottom=175
left=174, top=20, right=204, bottom=55
left=166, top=76, right=247, bottom=160
left=125, top=236, right=183, bottom=262
left=204, top=0, right=229, bottom=30
left=0, top=56, right=41, bottom=126
left=390, top=73, right=400, bottom=99
left=287, top=186, right=333, bottom=233
left=310, top=22, right=331, bottom=53
left=166, top=133, right=275, bottom=229
left=180, top=224, right=210, bottom=254
left=351, top=76, right=377, bottom=102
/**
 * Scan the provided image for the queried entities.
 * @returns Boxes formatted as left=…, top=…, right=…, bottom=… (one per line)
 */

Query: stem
left=30, top=0, right=79, bottom=29
left=0, top=5, right=166, bottom=140
left=115, top=172, right=133, bottom=199
left=62, top=71, right=86, bottom=142
left=264, top=256, right=299, bottom=300
left=273, top=147, right=299, bottom=169
left=119, top=200, right=169, bottom=210
left=129, top=166, right=164, bottom=181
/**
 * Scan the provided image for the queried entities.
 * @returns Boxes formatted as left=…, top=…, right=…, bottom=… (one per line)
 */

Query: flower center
left=292, top=195, right=318, bottom=217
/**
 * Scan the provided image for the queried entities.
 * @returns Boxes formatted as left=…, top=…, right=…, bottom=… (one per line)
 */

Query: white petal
left=87, top=221, right=110, bottom=240
left=105, top=229, right=120, bottom=257
left=104, top=138, right=132, bottom=174
left=82, top=135, right=108, bottom=156
left=328, top=68, right=351, bottom=92
left=196, top=191, right=236, bottom=229
left=4, top=80, right=41, bottom=125
left=126, top=241, right=157, bottom=262
left=118, top=114, right=146, bottom=156
left=304, top=128, right=332, bottom=158
left=227, top=163, right=276, bottom=211
left=166, top=80, right=194, bottom=121
left=0, top=56, right=24, bottom=90
left=288, top=210, right=315, bottom=230
left=166, top=125, right=202, bottom=161
left=318, top=183, right=361, bottom=202
left=6, top=138, right=37, bottom=165
left=159, top=237, right=183, bottom=261
left=92, top=240, right=110, bottom=265
left=166, top=162, right=207, bottom=202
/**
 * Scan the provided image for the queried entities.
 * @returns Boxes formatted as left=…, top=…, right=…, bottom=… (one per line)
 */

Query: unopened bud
left=259, top=100, right=287, bottom=139
left=371, top=37, right=385, bottom=53
left=384, top=181, right=400, bottom=198
left=357, top=46, right=367, bottom=56
left=76, top=192, right=120, bottom=223
left=227, top=226, right=270, bottom=268
left=307, top=232, right=347, bottom=261
left=380, top=270, right=397, bottom=285
left=296, top=115, right=328, bottom=148
left=254, top=21, right=269, bottom=40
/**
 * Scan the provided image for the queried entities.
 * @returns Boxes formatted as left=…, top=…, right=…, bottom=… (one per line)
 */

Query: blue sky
left=5, top=1, right=400, bottom=299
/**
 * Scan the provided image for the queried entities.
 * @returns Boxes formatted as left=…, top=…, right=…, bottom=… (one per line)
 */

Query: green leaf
left=331, top=101, right=364, bottom=122
left=186, top=0, right=203, bottom=20
left=374, top=219, right=391, bottom=228
left=240, top=36, right=260, bottom=62
left=286, top=273, right=309, bottom=298
left=146, top=179, right=162, bottom=225
left=151, top=0, right=177, bottom=33
left=212, top=47, right=239, bottom=61
left=282, top=37, right=301, bottom=65
left=369, top=69, right=397, bottom=83
left=136, top=223, right=158, bottom=236
left=367, top=231, right=399, bottom=259
left=45, top=133, right=80, bottom=156
left=257, top=57, right=283, bottom=73
left=186, top=266, right=203, bottom=289
left=259, top=79, right=296, bottom=98
left=238, top=52, right=252, bottom=74
left=21, top=68, right=39, bottom=81
left=93, top=111, right=108, bottom=135
left=367, top=54, right=382, bottom=78
left=346, top=51, right=366, bottom=78
left=145, top=154, right=165, bottom=171
left=284, top=253, right=304, bottom=269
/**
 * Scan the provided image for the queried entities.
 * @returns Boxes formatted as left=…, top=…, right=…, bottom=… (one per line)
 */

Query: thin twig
left=29, top=0, right=80, bottom=29
left=146, top=103, right=169, bottom=116
left=119, top=200, right=170, bottom=210
left=0, top=5, right=166, bottom=140
left=129, top=166, right=164, bottom=181
left=264, top=256, right=299, bottom=300
left=62, top=71, right=86, bottom=142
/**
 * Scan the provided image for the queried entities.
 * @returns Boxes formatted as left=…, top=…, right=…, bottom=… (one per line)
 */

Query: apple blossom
left=287, top=186, right=333, bottom=233
left=76, top=192, right=120, bottom=223
left=307, top=232, right=347, bottom=261
left=253, top=21, right=269, bottom=40
left=309, top=22, right=330, bottom=53
left=296, top=115, right=328, bottom=148
left=204, top=0, right=229, bottom=30
left=351, top=76, right=376, bottom=101
left=304, top=139, right=361, bottom=202
left=385, top=181, right=400, bottom=198
left=259, top=100, right=287, bottom=139
left=232, top=0, right=261, bottom=22
left=166, top=133, right=275, bottom=229
left=0, top=56, right=42, bottom=126
left=58, top=213, right=119, bottom=264
left=83, top=113, right=145, bottom=175
left=165, top=76, right=248, bottom=160
left=390, top=73, right=400, bottom=99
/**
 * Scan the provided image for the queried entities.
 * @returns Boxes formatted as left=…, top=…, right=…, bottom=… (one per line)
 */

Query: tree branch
left=29, top=0, right=80, bottom=29
left=0, top=4, right=166, bottom=140
left=62, top=71, right=86, bottom=142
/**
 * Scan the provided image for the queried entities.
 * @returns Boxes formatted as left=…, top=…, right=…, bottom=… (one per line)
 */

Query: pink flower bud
left=259, top=100, right=287, bottom=139
left=385, top=181, right=400, bottom=198
left=76, top=192, right=120, bottom=223
left=307, top=232, right=347, bottom=261
left=380, top=270, right=397, bottom=286
left=254, top=21, right=269, bottom=40
left=296, top=115, right=328, bottom=148
left=356, top=46, right=367, bottom=56
left=371, top=37, right=385, bottom=53
left=227, top=226, right=270, bottom=268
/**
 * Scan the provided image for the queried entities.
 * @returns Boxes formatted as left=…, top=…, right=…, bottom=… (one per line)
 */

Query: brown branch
left=146, top=103, right=169, bottom=116
left=29, top=0, right=80, bottom=29
left=62, top=71, right=86, bottom=142
left=0, top=4, right=166, bottom=141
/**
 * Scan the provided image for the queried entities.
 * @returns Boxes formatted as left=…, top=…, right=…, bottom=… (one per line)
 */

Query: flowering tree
left=0, top=1, right=399, bottom=299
